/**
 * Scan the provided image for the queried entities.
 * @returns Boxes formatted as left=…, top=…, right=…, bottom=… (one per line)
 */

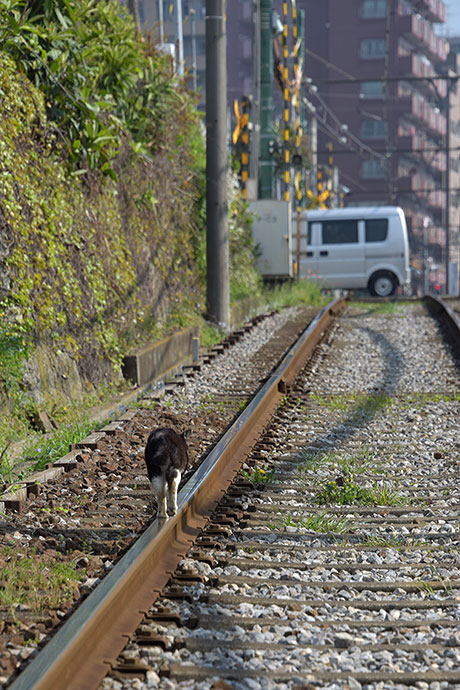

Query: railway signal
left=233, top=97, right=251, bottom=199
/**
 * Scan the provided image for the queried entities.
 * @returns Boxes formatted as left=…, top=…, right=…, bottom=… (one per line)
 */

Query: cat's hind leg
left=167, top=472, right=181, bottom=516
left=151, top=476, right=168, bottom=519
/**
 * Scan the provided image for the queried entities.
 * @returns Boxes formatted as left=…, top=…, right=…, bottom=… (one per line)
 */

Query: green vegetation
left=240, top=466, right=276, bottom=484
left=308, top=391, right=394, bottom=420
left=0, top=1, right=203, bottom=454
left=0, top=414, right=106, bottom=486
left=297, top=448, right=382, bottom=476
left=262, top=278, right=327, bottom=309
left=0, top=546, right=86, bottom=614
left=0, top=0, right=329, bottom=485
left=25, top=418, right=104, bottom=472
left=315, top=474, right=405, bottom=507
left=273, top=510, right=352, bottom=533
left=0, top=0, right=178, bottom=178
left=351, top=301, right=410, bottom=314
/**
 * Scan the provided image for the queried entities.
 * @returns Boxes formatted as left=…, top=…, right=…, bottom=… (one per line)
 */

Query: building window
left=361, top=119, right=387, bottom=139
left=366, top=219, right=388, bottom=242
left=360, top=80, right=384, bottom=98
left=322, top=220, right=359, bottom=244
left=360, top=38, right=386, bottom=59
left=398, top=1, right=412, bottom=16
left=361, top=0, right=387, bottom=18
left=362, top=159, right=387, bottom=179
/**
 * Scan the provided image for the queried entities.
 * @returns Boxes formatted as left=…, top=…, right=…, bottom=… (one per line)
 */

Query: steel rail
left=424, top=294, right=460, bottom=349
left=9, top=297, right=347, bottom=690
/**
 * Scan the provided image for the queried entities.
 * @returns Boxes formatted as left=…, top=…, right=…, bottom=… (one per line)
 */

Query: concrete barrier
left=122, top=327, right=199, bottom=387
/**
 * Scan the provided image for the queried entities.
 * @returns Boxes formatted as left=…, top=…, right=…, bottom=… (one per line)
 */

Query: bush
left=0, top=0, right=177, bottom=177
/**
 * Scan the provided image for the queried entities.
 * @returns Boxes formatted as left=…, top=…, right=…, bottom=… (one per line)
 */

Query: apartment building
left=304, top=0, right=458, bottom=294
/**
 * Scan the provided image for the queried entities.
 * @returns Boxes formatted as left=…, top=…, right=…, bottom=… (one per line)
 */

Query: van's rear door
left=316, top=218, right=365, bottom=288
left=298, top=218, right=319, bottom=280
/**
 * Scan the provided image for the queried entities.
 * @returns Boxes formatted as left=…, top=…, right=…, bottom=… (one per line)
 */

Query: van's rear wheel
left=368, top=271, right=397, bottom=297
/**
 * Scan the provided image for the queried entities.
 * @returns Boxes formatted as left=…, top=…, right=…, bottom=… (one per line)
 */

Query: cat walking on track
left=144, top=428, right=190, bottom=519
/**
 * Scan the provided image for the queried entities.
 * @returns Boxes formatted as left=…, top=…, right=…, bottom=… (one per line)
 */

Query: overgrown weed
left=0, top=546, right=86, bottom=614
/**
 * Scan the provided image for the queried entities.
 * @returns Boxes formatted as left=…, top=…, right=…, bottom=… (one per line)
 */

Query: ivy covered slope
left=0, top=0, right=207, bottom=424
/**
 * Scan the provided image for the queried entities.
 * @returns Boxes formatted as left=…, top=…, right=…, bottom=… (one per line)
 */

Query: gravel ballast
left=100, top=302, right=460, bottom=690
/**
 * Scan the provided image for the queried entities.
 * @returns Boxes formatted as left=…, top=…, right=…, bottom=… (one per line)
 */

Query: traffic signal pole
left=206, top=0, right=230, bottom=329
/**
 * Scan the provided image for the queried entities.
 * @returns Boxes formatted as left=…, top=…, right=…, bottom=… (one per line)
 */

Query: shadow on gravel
left=297, top=324, right=405, bottom=458
left=426, top=308, right=460, bottom=379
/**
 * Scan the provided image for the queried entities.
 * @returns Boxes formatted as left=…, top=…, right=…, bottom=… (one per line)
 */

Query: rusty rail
left=9, top=298, right=347, bottom=690
left=424, top=294, right=460, bottom=349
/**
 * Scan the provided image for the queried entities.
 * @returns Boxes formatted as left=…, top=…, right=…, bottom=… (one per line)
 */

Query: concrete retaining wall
left=122, top=327, right=199, bottom=387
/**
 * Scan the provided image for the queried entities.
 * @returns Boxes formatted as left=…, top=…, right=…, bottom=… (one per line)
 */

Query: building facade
left=304, top=0, right=459, bottom=294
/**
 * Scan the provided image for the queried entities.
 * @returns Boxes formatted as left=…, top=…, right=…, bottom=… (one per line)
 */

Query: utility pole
left=206, top=0, right=230, bottom=329
left=250, top=0, right=261, bottom=191
left=175, top=0, right=184, bottom=77
left=191, top=8, right=197, bottom=91
left=259, top=0, right=275, bottom=198
left=158, top=0, right=164, bottom=45
left=445, top=89, right=450, bottom=293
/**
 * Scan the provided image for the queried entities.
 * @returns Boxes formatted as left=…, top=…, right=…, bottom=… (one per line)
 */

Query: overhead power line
left=343, top=186, right=460, bottom=194
left=324, top=75, right=460, bottom=85
left=313, top=146, right=460, bottom=155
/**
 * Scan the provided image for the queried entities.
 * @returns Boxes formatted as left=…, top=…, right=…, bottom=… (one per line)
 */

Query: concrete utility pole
left=175, top=0, right=184, bottom=76
left=259, top=0, right=275, bottom=198
left=206, top=0, right=230, bottom=329
left=191, top=8, right=197, bottom=91
left=158, top=0, right=164, bottom=45
left=445, top=90, right=450, bottom=292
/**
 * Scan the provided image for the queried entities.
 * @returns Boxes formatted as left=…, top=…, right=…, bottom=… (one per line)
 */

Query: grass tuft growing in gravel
left=307, top=392, right=395, bottom=420
left=240, top=466, right=276, bottom=484
left=297, top=448, right=382, bottom=476
left=0, top=546, right=86, bottom=614
left=315, top=474, right=405, bottom=507
left=351, top=301, right=411, bottom=315
left=273, top=510, right=353, bottom=533
left=23, top=419, right=105, bottom=473
left=262, top=279, right=328, bottom=309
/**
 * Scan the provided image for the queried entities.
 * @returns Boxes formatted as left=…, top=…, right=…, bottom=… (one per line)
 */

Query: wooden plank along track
left=9, top=299, right=348, bottom=690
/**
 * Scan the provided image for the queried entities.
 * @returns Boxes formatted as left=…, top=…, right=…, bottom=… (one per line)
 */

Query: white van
left=295, top=206, right=411, bottom=297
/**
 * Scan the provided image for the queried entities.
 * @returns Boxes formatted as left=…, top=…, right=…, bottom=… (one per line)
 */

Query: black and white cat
left=144, top=428, right=190, bottom=518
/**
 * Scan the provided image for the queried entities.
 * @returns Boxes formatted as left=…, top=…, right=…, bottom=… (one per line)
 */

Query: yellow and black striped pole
left=292, top=0, right=303, bottom=276
left=293, top=0, right=301, bottom=154
left=317, top=168, right=323, bottom=197
left=282, top=0, right=290, bottom=203
left=241, top=97, right=250, bottom=200
left=328, top=142, right=334, bottom=207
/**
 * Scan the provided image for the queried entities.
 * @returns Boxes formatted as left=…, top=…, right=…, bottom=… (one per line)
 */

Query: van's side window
left=322, top=220, right=358, bottom=244
left=365, top=218, right=388, bottom=242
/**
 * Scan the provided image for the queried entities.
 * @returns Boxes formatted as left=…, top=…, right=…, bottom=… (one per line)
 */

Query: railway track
left=5, top=296, right=460, bottom=690
left=0, top=306, right=321, bottom=688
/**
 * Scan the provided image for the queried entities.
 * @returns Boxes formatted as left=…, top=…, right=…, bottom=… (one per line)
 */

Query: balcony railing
left=398, top=13, right=448, bottom=63
left=414, top=0, right=447, bottom=24
left=398, top=95, right=446, bottom=139
left=396, top=132, right=446, bottom=172
left=396, top=170, right=445, bottom=211
left=398, top=55, right=447, bottom=98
